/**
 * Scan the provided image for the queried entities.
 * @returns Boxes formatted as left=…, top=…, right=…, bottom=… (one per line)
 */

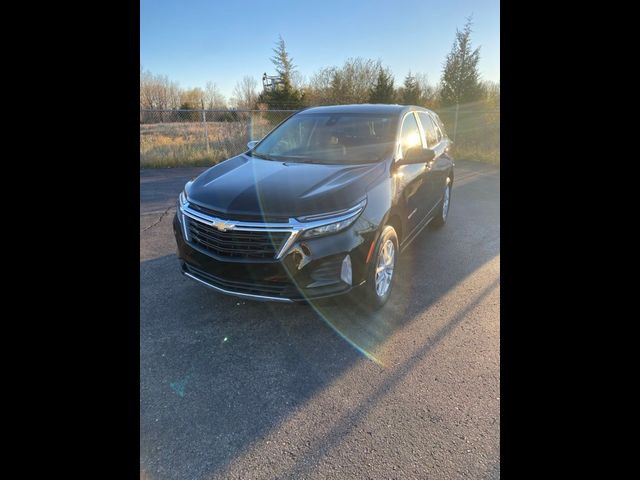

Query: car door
left=429, top=112, right=454, bottom=205
left=396, top=111, right=431, bottom=233
left=417, top=111, right=447, bottom=216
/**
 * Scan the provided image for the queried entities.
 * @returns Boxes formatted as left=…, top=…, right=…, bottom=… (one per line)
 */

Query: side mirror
left=397, top=147, right=435, bottom=166
left=247, top=140, right=259, bottom=150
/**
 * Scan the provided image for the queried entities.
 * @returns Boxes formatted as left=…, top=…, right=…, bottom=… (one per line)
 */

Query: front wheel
left=359, top=226, right=398, bottom=310
left=431, top=178, right=452, bottom=228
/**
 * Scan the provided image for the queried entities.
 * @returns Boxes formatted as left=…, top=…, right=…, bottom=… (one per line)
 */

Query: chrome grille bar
left=179, top=197, right=365, bottom=260
left=180, top=202, right=302, bottom=259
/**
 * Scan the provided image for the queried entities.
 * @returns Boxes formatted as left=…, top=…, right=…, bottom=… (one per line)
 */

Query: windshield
left=252, top=113, right=398, bottom=164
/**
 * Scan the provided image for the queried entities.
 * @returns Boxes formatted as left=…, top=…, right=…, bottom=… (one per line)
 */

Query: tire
left=431, top=179, right=452, bottom=228
left=359, top=225, right=399, bottom=310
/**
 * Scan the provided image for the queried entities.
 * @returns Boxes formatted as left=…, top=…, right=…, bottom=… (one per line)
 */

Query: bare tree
left=415, top=73, right=439, bottom=108
left=304, top=66, right=337, bottom=105
left=231, top=76, right=258, bottom=109
left=329, top=58, right=382, bottom=104
left=481, top=80, right=500, bottom=105
left=140, top=67, right=181, bottom=110
left=140, top=64, right=145, bottom=109
left=290, top=71, right=305, bottom=91
left=204, top=81, right=227, bottom=109
left=305, top=58, right=382, bottom=105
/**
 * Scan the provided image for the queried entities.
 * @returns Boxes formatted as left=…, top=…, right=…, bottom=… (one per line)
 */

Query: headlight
left=177, top=185, right=189, bottom=232
left=178, top=190, right=188, bottom=207
left=178, top=181, right=193, bottom=209
left=176, top=188, right=190, bottom=240
left=299, top=199, right=366, bottom=239
left=301, top=217, right=359, bottom=238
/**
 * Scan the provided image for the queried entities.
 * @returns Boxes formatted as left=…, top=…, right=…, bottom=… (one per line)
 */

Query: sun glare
left=405, top=132, right=420, bottom=148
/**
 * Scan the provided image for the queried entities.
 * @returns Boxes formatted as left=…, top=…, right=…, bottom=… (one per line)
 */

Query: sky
left=140, top=0, right=499, bottom=99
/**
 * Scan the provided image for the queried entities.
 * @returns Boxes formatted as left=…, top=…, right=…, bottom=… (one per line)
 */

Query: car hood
left=186, top=154, right=386, bottom=219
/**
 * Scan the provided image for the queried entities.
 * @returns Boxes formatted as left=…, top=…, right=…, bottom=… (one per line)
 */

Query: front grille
left=187, top=202, right=289, bottom=223
left=184, top=263, right=297, bottom=298
left=186, top=217, right=291, bottom=260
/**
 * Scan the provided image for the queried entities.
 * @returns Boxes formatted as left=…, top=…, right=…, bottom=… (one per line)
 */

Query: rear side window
left=431, top=114, right=443, bottom=143
left=418, top=112, right=438, bottom=148
left=433, top=114, right=447, bottom=137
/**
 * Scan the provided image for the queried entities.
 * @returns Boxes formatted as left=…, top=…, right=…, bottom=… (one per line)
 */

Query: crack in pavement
left=141, top=205, right=175, bottom=232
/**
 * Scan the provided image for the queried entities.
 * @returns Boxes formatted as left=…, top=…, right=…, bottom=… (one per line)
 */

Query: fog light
left=341, top=255, right=352, bottom=286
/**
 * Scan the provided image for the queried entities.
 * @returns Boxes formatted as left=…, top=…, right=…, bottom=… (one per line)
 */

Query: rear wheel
left=359, top=226, right=398, bottom=310
left=431, top=178, right=452, bottom=228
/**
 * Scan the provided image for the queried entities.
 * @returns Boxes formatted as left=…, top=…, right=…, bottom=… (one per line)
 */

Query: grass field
left=140, top=108, right=499, bottom=168
left=438, top=105, right=500, bottom=165
left=140, top=121, right=247, bottom=168
left=140, top=110, right=294, bottom=168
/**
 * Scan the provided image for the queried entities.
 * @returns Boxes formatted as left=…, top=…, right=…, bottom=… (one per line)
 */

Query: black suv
left=173, top=104, right=454, bottom=309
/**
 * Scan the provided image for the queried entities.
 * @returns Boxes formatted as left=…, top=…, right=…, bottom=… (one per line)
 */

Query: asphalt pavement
left=140, top=159, right=500, bottom=480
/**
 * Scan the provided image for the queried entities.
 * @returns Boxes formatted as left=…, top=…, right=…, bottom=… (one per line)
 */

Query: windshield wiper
left=290, top=159, right=324, bottom=164
left=280, top=156, right=326, bottom=164
left=249, top=151, right=278, bottom=161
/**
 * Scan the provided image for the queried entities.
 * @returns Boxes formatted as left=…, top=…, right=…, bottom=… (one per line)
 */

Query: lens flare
left=404, top=132, right=420, bottom=148
left=246, top=111, right=416, bottom=367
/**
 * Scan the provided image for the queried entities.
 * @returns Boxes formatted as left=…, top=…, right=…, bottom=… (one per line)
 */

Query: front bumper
left=173, top=214, right=375, bottom=302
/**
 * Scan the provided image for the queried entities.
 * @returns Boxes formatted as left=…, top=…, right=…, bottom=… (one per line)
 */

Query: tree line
left=140, top=17, right=499, bottom=112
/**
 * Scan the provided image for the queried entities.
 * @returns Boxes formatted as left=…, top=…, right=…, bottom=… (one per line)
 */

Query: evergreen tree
left=258, top=35, right=304, bottom=108
left=401, top=72, right=422, bottom=105
left=369, top=68, right=395, bottom=104
left=439, top=16, right=483, bottom=107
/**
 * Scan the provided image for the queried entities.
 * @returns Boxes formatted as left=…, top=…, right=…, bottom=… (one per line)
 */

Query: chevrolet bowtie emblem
left=210, top=219, right=235, bottom=232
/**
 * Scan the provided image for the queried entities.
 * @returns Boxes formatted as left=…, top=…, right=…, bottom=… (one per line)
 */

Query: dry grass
left=437, top=104, right=500, bottom=165
left=140, top=111, right=293, bottom=168
left=140, top=121, right=246, bottom=168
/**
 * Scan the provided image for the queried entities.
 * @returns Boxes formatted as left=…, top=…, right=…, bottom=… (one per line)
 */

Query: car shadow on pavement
left=140, top=172, right=499, bottom=479
left=140, top=253, right=366, bottom=479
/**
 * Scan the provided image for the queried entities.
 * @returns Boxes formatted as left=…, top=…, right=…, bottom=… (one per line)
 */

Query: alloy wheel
left=375, top=239, right=395, bottom=297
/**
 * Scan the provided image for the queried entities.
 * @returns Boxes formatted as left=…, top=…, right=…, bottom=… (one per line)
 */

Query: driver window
left=400, top=113, right=422, bottom=156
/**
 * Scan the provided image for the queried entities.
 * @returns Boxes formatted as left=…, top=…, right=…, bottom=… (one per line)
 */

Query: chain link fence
left=140, top=105, right=499, bottom=168
left=140, top=109, right=298, bottom=168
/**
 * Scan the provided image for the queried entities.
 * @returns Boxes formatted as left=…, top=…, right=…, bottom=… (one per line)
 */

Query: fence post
left=201, top=99, right=210, bottom=153
left=250, top=110, right=255, bottom=142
